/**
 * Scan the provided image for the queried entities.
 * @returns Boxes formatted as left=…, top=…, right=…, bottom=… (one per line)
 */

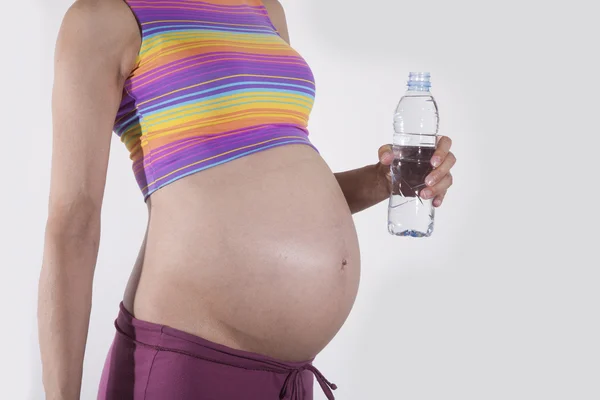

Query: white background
left=1, top=0, right=598, bottom=399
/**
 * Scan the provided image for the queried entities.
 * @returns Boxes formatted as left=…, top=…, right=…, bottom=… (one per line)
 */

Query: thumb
left=378, top=144, right=394, bottom=165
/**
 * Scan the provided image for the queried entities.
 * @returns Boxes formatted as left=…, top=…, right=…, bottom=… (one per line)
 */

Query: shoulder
left=62, top=0, right=134, bottom=38
left=261, top=0, right=286, bottom=18
left=260, top=0, right=290, bottom=43
left=57, top=0, right=140, bottom=78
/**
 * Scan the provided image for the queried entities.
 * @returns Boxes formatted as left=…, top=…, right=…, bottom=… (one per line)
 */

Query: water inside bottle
left=391, top=146, right=435, bottom=197
left=388, top=145, right=436, bottom=237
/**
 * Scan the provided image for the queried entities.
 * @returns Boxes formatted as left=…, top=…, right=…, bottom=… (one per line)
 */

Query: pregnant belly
left=127, top=144, right=361, bottom=362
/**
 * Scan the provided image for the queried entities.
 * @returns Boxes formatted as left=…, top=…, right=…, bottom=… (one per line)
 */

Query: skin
left=37, top=1, right=455, bottom=399
left=38, top=1, right=140, bottom=399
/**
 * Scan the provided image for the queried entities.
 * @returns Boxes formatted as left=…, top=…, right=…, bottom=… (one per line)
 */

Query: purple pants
left=97, top=303, right=337, bottom=399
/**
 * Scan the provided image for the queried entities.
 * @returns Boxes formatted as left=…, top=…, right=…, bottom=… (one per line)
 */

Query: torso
left=113, top=0, right=361, bottom=362
left=123, top=144, right=361, bottom=361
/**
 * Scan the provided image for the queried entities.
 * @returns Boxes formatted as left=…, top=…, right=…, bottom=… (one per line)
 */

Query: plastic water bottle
left=388, top=72, right=439, bottom=237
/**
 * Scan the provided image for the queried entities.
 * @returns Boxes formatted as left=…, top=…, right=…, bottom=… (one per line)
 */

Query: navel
left=341, top=259, right=348, bottom=270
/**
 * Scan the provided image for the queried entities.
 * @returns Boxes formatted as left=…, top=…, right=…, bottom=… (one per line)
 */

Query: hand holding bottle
left=378, top=135, right=455, bottom=208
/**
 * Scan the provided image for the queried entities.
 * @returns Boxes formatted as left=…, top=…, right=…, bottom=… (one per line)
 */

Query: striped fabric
left=113, top=0, right=318, bottom=200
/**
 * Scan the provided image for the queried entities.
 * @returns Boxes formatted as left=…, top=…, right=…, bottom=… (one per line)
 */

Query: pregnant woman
left=37, top=0, right=456, bottom=399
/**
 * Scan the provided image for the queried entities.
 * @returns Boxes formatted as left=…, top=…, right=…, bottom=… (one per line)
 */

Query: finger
left=425, top=152, right=456, bottom=187
left=420, top=173, right=452, bottom=200
left=433, top=192, right=446, bottom=207
left=377, top=144, right=394, bottom=165
left=431, top=136, right=452, bottom=167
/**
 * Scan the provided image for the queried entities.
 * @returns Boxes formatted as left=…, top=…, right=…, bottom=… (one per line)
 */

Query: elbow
left=45, top=195, right=101, bottom=239
left=42, top=196, right=102, bottom=273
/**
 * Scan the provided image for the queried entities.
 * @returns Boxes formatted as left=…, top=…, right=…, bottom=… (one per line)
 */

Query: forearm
left=38, top=219, right=99, bottom=400
left=334, top=162, right=391, bottom=214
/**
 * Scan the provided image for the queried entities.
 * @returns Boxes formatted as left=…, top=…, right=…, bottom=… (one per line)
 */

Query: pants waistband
left=115, top=302, right=337, bottom=400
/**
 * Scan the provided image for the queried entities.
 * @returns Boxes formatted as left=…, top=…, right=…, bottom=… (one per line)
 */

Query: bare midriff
left=122, top=144, right=361, bottom=362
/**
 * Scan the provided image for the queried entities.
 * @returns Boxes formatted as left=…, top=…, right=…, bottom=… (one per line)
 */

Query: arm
left=37, top=1, right=138, bottom=398
left=334, top=163, right=391, bottom=214
left=336, top=140, right=456, bottom=214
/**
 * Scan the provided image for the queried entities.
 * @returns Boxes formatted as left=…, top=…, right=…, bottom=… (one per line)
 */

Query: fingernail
left=434, top=199, right=441, bottom=207
left=431, top=156, right=441, bottom=167
left=421, top=189, right=432, bottom=199
left=426, top=176, right=435, bottom=186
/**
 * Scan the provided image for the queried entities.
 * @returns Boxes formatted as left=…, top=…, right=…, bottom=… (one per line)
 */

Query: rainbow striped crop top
left=113, top=0, right=318, bottom=200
